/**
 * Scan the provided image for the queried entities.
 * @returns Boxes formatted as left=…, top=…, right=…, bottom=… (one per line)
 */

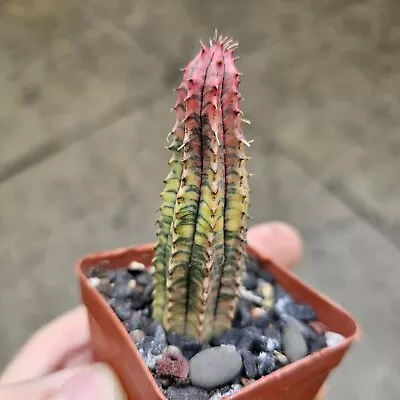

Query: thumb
left=247, top=222, right=303, bottom=269
left=0, top=363, right=126, bottom=400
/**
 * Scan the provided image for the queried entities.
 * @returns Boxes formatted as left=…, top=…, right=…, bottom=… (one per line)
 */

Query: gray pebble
left=112, top=303, right=132, bottom=321
left=282, top=318, right=308, bottom=362
left=137, top=335, right=166, bottom=370
left=257, top=352, right=276, bottom=376
left=241, top=350, right=257, bottom=379
left=166, top=385, right=208, bottom=400
left=189, top=345, right=242, bottom=390
left=212, top=328, right=242, bottom=346
left=209, top=383, right=243, bottom=399
left=243, top=273, right=258, bottom=291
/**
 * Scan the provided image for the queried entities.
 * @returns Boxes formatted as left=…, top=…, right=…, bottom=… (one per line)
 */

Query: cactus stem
left=153, top=33, right=251, bottom=342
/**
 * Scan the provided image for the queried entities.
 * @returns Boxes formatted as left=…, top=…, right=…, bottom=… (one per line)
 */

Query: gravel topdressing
left=85, top=256, right=344, bottom=399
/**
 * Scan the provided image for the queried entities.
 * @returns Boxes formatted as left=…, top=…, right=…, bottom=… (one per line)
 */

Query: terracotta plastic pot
left=76, top=242, right=360, bottom=400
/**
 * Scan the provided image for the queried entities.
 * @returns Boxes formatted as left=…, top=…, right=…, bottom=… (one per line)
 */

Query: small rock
left=128, top=279, right=137, bottom=288
left=141, top=305, right=152, bottom=318
left=309, top=335, right=327, bottom=353
left=144, top=351, right=163, bottom=370
left=246, top=257, right=275, bottom=283
left=166, top=385, right=209, bottom=400
left=325, top=331, right=345, bottom=347
left=111, top=282, right=135, bottom=298
left=285, top=302, right=317, bottom=322
left=128, top=313, right=151, bottom=332
left=251, top=307, right=267, bottom=319
left=262, top=326, right=282, bottom=351
left=236, top=299, right=252, bottom=328
left=236, top=332, right=255, bottom=351
left=257, top=352, right=276, bottom=376
left=113, top=269, right=131, bottom=283
left=282, top=319, right=308, bottom=362
left=212, top=328, right=242, bottom=346
left=210, top=384, right=243, bottom=399
left=274, top=294, right=293, bottom=319
left=246, top=325, right=263, bottom=336
left=273, top=350, right=289, bottom=365
left=128, top=261, right=146, bottom=272
left=155, top=377, right=172, bottom=389
left=167, top=332, right=203, bottom=359
left=130, top=290, right=147, bottom=310
left=137, top=334, right=167, bottom=370
left=112, top=303, right=132, bottom=321
left=239, top=287, right=263, bottom=306
left=258, top=280, right=275, bottom=309
left=309, top=320, right=327, bottom=335
left=189, top=345, right=242, bottom=389
left=149, top=322, right=167, bottom=344
left=241, top=350, right=258, bottom=379
left=165, top=345, right=182, bottom=354
left=241, top=377, right=254, bottom=386
left=254, top=334, right=281, bottom=353
left=130, top=329, right=145, bottom=343
left=243, top=273, right=258, bottom=291
left=135, top=271, right=152, bottom=287
left=85, top=265, right=112, bottom=279
left=284, top=316, right=319, bottom=342
left=142, top=284, right=153, bottom=304
left=181, top=340, right=202, bottom=360
left=97, top=280, right=113, bottom=297
left=252, top=312, right=272, bottom=330
left=156, top=347, right=189, bottom=379
left=88, top=277, right=101, bottom=288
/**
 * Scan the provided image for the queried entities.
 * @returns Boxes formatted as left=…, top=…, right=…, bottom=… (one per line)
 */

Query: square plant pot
left=76, top=242, right=360, bottom=400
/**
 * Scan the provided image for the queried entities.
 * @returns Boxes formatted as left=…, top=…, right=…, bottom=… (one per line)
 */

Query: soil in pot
left=84, top=256, right=345, bottom=400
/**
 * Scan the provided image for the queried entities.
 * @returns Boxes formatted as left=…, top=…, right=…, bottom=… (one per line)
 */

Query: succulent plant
left=152, top=31, right=252, bottom=343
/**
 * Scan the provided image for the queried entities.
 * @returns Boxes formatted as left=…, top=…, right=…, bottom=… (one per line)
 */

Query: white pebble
left=128, top=279, right=137, bottom=289
left=325, top=331, right=345, bottom=347
left=88, top=277, right=101, bottom=288
left=128, top=261, right=146, bottom=271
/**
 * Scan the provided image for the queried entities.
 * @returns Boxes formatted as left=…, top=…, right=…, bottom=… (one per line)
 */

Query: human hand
left=0, top=222, right=325, bottom=399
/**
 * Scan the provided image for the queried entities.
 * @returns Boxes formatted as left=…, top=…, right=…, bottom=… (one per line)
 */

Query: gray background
left=1, top=0, right=399, bottom=398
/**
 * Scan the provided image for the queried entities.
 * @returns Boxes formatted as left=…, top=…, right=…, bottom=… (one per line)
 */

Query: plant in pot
left=77, top=32, right=360, bottom=400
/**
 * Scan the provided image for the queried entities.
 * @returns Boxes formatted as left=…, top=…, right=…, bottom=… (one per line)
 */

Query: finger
left=315, top=384, right=328, bottom=400
left=0, top=363, right=126, bottom=400
left=247, top=222, right=303, bottom=269
left=0, top=306, right=91, bottom=384
left=61, top=347, right=93, bottom=370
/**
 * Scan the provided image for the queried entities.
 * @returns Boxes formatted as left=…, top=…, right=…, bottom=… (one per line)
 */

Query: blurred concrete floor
left=0, top=0, right=399, bottom=398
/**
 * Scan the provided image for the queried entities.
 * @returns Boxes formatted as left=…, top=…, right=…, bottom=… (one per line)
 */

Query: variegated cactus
left=152, top=31, right=252, bottom=343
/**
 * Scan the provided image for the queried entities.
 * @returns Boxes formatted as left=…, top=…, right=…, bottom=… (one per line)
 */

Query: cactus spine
left=152, top=31, right=251, bottom=343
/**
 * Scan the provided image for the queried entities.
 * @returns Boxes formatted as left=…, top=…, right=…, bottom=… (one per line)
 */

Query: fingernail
left=58, top=363, right=126, bottom=400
